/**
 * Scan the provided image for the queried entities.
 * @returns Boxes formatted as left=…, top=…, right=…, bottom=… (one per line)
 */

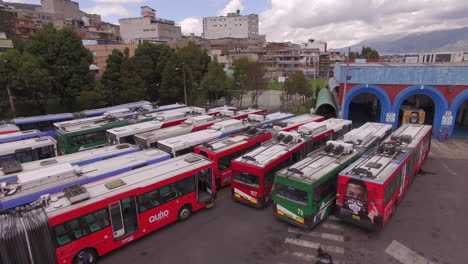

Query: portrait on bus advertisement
left=402, top=110, right=425, bottom=125
left=339, top=178, right=381, bottom=226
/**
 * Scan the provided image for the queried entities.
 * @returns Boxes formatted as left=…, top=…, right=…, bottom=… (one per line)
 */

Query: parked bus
left=230, top=119, right=352, bottom=208
left=135, top=115, right=229, bottom=149
left=242, top=112, right=295, bottom=127
left=11, top=113, right=74, bottom=138
left=272, top=122, right=392, bottom=229
left=134, top=108, right=264, bottom=149
left=336, top=124, right=432, bottom=230
left=157, top=119, right=247, bottom=157
left=0, top=136, right=57, bottom=164
left=194, top=127, right=272, bottom=188
left=0, top=123, right=19, bottom=135
left=0, top=143, right=139, bottom=181
left=106, top=107, right=208, bottom=145
left=271, top=114, right=325, bottom=132
left=0, top=153, right=215, bottom=264
left=296, top=118, right=353, bottom=154
left=214, top=108, right=265, bottom=120
left=0, top=149, right=170, bottom=210
left=0, top=129, right=44, bottom=144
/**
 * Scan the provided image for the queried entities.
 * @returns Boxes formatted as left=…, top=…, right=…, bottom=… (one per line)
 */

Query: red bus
left=194, top=127, right=272, bottom=188
left=231, top=119, right=352, bottom=209
left=0, top=153, right=216, bottom=264
left=271, top=114, right=325, bottom=132
left=336, top=124, right=432, bottom=230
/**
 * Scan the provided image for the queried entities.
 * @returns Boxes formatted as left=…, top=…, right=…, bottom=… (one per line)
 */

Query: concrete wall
left=119, top=17, right=181, bottom=44
left=203, top=14, right=258, bottom=39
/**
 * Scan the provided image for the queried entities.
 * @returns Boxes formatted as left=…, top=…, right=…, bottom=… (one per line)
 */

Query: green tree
left=160, top=54, right=184, bottom=104
left=232, top=57, right=251, bottom=107
left=118, top=53, right=146, bottom=104
left=200, top=60, right=226, bottom=105
left=176, top=41, right=211, bottom=105
left=245, top=61, right=267, bottom=106
left=134, top=42, right=174, bottom=102
left=24, top=24, right=94, bottom=111
left=101, top=49, right=124, bottom=105
left=283, top=71, right=309, bottom=110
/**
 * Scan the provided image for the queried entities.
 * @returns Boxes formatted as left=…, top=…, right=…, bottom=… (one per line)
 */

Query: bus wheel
left=74, top=249, right=98, bottom=264
left=178, top=205, right=192, bottom=221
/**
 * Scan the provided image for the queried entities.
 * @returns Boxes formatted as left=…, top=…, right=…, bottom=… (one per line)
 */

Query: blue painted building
left=330, top=63, right=468, bottom=141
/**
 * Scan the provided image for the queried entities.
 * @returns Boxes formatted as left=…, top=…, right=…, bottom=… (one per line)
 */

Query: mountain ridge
left=332, top=27, right=468, bottom=55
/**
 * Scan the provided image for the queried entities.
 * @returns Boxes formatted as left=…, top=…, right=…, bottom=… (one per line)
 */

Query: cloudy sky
left=6, top=0, right=468, bottom=48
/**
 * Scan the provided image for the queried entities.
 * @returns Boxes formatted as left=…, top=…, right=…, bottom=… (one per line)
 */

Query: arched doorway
left=316, top=88, right=337, bottom=118
left=348, top=93, right=381, bottom=128
left=392, top=85, right=449, bottom=136
left=453, top=100, right=468, bottom=138
left=343, top=84, right=392, bottom=127
left=450, top=90, right=468, bottom=138
left=398, top=94, right=435, bottom=126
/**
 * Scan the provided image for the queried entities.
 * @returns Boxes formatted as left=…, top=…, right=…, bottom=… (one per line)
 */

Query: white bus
left=0, top=137, right=57, bottom=164
left=157, top=119, right=247, bottom=157
left=0, top=143, right=139, bottom=180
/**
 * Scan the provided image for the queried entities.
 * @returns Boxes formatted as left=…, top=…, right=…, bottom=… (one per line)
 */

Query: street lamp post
left=2, top=60, right=16, bottom=118
left=340, top=48, right=361, bottom=119
left=176, top=64, right=188, bottom=105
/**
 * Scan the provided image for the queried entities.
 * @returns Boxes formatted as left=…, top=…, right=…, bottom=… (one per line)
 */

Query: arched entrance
left=343, top=84, right=392, bottom=127
left=398, top=94, right=435, bottom=126
left=392, top=85, right=449, bottom=136
left=316, top=88, right=337, bottom=118
left=449, top=90, right=468, bottom=138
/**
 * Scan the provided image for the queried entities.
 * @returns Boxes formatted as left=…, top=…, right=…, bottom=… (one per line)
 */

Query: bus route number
left=297, top=208, right=303, bottom=216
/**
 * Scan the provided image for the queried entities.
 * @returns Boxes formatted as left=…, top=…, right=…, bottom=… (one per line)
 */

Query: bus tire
left=73, top=248, right=98, bottom=264
left=178, top=205, right=192, bottom=221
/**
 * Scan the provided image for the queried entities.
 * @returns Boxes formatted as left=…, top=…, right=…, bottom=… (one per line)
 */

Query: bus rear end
left=336, top=175, right=384, bottom=230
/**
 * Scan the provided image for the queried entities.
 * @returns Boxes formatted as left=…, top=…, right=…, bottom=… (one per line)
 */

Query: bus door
left=109, top=197, right=139, bottom=240
left=196, top=168, right=213, bottom=204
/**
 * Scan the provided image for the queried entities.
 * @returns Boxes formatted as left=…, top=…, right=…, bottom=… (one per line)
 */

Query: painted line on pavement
left=439, top=161, right=457, bottom=175
left=290, top=252, right=343, bottom=264
left=285, top=237, right=345, bottom=254
left=288, top=227, right=345, bottom=242
left=385, top=240, right=434, bottom=264
left=322, top=222, right=345, bottom=231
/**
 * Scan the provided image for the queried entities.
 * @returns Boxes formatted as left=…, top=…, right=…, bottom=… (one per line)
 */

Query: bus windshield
left=233, top=171, right=259, bottom=188
left=276, top=183, right=308, bottom=206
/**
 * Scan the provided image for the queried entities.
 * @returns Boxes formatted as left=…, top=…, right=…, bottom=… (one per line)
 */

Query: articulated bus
left=242, top=112, right=295, bottom=127
left=272, top=122, right=393, bottom=229
left=336, top=124, right=432, bottom=230
left=0, top=129, right=44, bottom=144
left=0, top=149, right=170, bottom=210
left=106, top=107, right=208, bottom=145
left=230, top=119, right=352, bottom=208
left=271, top=114, right=325, bottom=132
left=0, top=153, right=215, bottom=264
left=0, top=137, right=57, bottom=164
left=194, top=127, right=273, bottom=188
left=214, top=108, right=265, bottom=120
left=157, top=119, right=247, bottom=157
left=0, top=143, right=139, bottom=181
left=0, top=123, right=19, bottom=135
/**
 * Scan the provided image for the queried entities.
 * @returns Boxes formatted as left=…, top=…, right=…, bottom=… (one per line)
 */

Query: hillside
left=333, top=27, right=468, bottom=55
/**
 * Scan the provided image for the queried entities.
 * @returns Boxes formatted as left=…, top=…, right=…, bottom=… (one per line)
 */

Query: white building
left=403, top=51, right=468, bottom=64
left=119, top=6, right=182, bottom=44
left=202, top=10, right=263, bottom=41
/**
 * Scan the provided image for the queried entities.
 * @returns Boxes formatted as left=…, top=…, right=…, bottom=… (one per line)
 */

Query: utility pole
left=340, top=47, right=351, bottom=119
left=2, top=60, right=16, bottom=118
left=182, top=63, right=187, bottom=105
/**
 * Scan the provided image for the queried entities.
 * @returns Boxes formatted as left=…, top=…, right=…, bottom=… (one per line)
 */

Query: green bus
left=56, top=119, right=136, bottom=154
left=272, top=122, right=393, bottom=229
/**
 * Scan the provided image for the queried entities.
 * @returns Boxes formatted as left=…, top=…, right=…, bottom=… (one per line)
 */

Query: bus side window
left=313, top=178, right=334, bottom=205
left=137, top=189, right=161, bottom=213
left=174, top=175, right=196, bottom=196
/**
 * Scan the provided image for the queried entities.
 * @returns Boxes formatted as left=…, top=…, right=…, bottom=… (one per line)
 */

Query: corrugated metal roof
left=315, top=88, right=336, bottom=111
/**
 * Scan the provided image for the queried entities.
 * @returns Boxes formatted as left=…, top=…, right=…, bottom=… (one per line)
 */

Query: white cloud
left=217, top=0, right=244, bottom=16
left=83, top=4, right=132, bottom=17
left=259, top=0, right=468, bottom=48
left=179, top=17, right=203, bottom=36
left=4, top=0, right=40, bottom=4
